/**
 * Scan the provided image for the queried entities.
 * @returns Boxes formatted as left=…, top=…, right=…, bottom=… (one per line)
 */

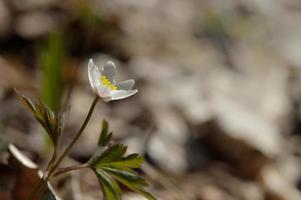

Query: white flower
left=88, top=58, right=138, bottom=102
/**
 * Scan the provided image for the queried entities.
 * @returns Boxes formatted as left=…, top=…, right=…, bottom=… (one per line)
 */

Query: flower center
left=100, top=75, right=117, bottom=90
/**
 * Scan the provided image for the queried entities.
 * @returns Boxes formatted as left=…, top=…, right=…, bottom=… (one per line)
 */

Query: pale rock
left=262, top=165, right=301, bottom=199
left=11, top=0, right=58, bottom=11
left=15, top=12, right=58, bottom=38
left=147, top=108, right=189, bottom=174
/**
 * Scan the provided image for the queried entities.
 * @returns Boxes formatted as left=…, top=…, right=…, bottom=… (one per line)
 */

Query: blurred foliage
left=39, top=31, right=65, bottom=113
left=38, top=31, right=65, bottom=150
left=76, top=1, right=103, bottom=29
left=203, top=9, right=250, bottom=40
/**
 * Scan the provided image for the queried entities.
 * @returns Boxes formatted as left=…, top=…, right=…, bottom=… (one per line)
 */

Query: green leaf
left=90, top=145, right=156, bottom=200
left=98, top=120, right=112, bottom=146
left=101, top=153, right=144, bottom=169
left=94, top=169, right=121, bottom=200
left=90, top=144, right=127, bottom=167
left=16, top=91, right=36, bottom=113
left=89, top=119, right=156, bottom=200
left=105, top=167, right=155, bottom=200
left=16, top=93, right=64, bottom=147
left=103, top=167, right=148, bottom=187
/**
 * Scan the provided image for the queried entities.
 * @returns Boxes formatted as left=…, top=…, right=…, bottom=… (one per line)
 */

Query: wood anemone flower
left=88, top=59, right=138, bottom=102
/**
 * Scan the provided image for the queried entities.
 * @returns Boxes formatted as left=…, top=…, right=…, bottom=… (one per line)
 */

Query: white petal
left=116, top=79, right=135, bottom=90
left=109, top=89, right=138, bottom=101
left=88, top=59, right=101, bottom=92
left=102, top=96, right=112, bottom=102
left=95, top=85, right=111, bottom=98
left=102, top=61, right=116, bottom=83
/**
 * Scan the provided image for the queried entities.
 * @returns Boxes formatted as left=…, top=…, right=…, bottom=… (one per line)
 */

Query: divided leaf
left=101, top=153, right=145, bottom=169
left=94, top=169, right=121, bottom=200
left=105, top=167, right=156, bottom=200
left=89, top=143, right=156, bottom=200
left=17, top=93, right=64, bottom=146
left=90, top=144, right=127, bottom=166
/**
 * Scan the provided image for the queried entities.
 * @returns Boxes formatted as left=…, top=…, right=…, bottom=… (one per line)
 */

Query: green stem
left=52, top=164, right=89, bottom=177
left=48, top=96, right=99, bottom=177
left=45, top=147, right=57, bottom=173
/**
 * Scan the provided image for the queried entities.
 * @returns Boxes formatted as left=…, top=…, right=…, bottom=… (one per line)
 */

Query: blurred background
left=1, top=0, right=301, bottom=199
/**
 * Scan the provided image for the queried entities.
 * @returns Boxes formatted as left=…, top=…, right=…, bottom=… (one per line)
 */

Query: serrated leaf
left=94, top=169, right=121, bottom=200
left=16, top=93, right=64, bottom=147
left=101, top=153, right=144, bottom=169
left=90, top=144, right=127, bottom=167
left=89, top=145, right=157, bottom=200
left=133, top=188, right=157, bottom=200
left=104, top=132, right=113, bottom=145
left=16, top=91, right=36, bottom=113
left=98, top=120, right=112, bottom=146
left=103, top=167, right=148, bottom=187
left=89, top=119, right=156, bottom=200
left=105, top=167, right=156, bottom=200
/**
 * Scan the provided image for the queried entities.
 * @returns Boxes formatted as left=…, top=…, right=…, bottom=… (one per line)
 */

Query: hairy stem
left=48, top=96, right=99, bottom=177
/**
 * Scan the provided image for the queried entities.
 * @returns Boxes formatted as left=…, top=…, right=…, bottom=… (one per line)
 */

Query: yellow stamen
left=100, top=75, right=117, bottom=90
